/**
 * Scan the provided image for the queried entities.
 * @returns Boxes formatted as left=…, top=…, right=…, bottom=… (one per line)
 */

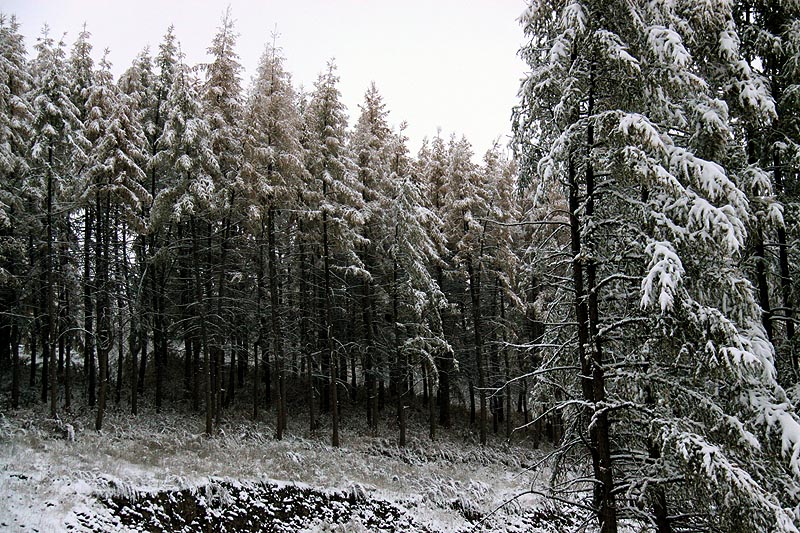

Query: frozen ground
left=0, top=405, right=574, bottom=532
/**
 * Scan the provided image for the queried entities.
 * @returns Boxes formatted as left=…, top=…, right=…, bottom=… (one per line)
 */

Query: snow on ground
left=0, top=404, right=569, bottom=532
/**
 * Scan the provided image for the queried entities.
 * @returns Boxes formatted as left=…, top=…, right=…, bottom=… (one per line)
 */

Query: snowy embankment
left=0, top=406, right=573, bottom=532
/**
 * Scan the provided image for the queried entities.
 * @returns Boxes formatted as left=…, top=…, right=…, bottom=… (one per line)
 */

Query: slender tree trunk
left=467, top=260, right=486, bottom=445
left=571, top=60, right=617, bottom=531
left=95, top=197, right=111, bottom=432
left=130, top=330, right=139, bottom=416
left=428, top=369, right=436, bottom=441
left=774, top=147, right=796, bottom=373
left=754, top=229, right=773, bottom=341
left=114, top=220, right=125, bottom=407
left=213, top=214, right=231, bottom=424
left=115, top=309, right=123, bottom=406
left=436, top=267, right=451, bottom=428
left=268, top=206, right=286, bottom=439
left=64, top=293, right=72, bottom=411
left=393, top=255, right=407, bottom=448
left=11, top=323, right=20, bottom=409
left=191, top=216, right=213, bottom=437
left=83, top=208, right=95, bottom=406
left=46, top=155, right=57, bottom=418
left=362, top=278, right=377, bottom=433
left=137, top=336, right=147, bottom=393
left=322, top=207, right=339, bottom=447
left=40, top=324, right=48, bottom=404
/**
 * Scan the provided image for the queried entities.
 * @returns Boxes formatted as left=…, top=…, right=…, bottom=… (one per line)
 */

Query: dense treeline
left=3, top=2, right=800, bottom=532
left=0, top=11, right=543, bottom=449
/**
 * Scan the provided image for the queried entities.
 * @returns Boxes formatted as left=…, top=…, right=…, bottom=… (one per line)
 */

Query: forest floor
left=0, top=402, right=576, bottom=532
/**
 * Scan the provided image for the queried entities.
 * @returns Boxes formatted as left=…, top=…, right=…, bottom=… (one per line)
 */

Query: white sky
left=4, top=0, right=527, bottom=157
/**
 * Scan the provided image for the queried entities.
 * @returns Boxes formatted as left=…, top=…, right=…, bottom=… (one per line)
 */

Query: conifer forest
left=2, top=1, right=800, bottom=532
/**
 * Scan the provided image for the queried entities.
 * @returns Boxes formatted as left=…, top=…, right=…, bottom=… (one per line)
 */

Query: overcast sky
left=4, top=0, right=527, bottom=156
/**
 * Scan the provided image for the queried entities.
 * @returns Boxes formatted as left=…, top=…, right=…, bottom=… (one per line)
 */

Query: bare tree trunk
left=45, top=156, right=57, bottom=419
left=191, top=216, right=213, bottom=437
left=322, top=207, right=339, bottom=447
left=11, top=323, right=20, bottom=408
left=95, top=197, right=111, bottom=431
left=436, top=267, right=452, bottom=428
left=467, top=259, right=486, bottom=446
left=754, top=229, right=773, bottom=341
left=569, top=61, right=617, bottom=531
left=254, top=224, right=264, bottom=422
left=268, top=206, right=286, bottom=439
left=393, top=256, right=407, bottom=448
left=362, top=277, right=377, bottom=433
left=428, top=369, right=436, bottom=441
left=83, top=208, right=95, bottom=406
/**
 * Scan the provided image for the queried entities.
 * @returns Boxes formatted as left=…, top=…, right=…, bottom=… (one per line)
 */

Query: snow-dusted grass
left=0, top=403, right=565, bottom=532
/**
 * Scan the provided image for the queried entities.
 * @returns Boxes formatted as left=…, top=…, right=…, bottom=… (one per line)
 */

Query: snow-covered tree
left=514, top=0, right=800, bottom=531
left=202, top=7, right=243, bottom=189
left=28, top=26, right=88, bottom=417
left=0, top=14, right=32, bottom=409
left=350, top=82, right=392, bottom=433
left=240, top=39, right=305, bottom=437
left=303, top=61, right=364, bottom=446
left=736, top=0, right=800, bottom=383
left=200, top=10, right=245, bottom=423
left=381, top=125, right=450, bottom=445
left=154, top=59, right=219, bottom=435
left=415, top=132, right=455, bottom=427
left=66, top=24, right=99, bottom=409
left=82, top=51, right=150, bottom=430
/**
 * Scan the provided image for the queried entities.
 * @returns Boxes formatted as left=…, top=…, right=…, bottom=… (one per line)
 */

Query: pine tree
left=350, top=82, right=392, bottom=433
left=382, top=125, right=450, bottom=446
left=240, top=39, right=305, bottom=437
left=82, top=51, right=149, bottom=430
left=736, top=0, right=800, bottom=382
left=415, top=132, right=455, bottom=428
left=153, top=59, right=219, bottom=435
left=0, top=15, right=32, bottom=409
left=514, top=1, right=800, bottom=530
left=201, top=9, right=244, bottom=422
left=303, top=61, right=364, bottom=446
left=29, top=26, right=87, bottom=418
left=68, top=24, right=97, bottom=409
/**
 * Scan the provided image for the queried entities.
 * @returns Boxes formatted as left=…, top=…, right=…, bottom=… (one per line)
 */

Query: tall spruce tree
left=153, top=60, right=219, bottom=435
left=29, top=26, right=87, bottom=418
left=241, top=40, right=305, bottom=437
left=303, top=61, right=364, bottom=447
left=0, top=15, right=32, bottom=410
left=514, top=0, right=800, bottom=530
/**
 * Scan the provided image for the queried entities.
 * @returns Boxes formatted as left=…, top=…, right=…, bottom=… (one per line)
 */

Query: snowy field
left=0, top=405, right=575, bottom=532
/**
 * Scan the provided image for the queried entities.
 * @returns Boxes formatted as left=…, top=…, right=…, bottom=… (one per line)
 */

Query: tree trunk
left=754, top=229, right=773, bottom=342
left=191, top=216, right=213, bottom=437
left=130, top=330, right=139, bottom=416
left=95, top=197, right=111, bottom=431
left=468, top=260, right=487, bottom=445
left=64, top=293, right=72, bottom=411
left=428, top=369, right=436, bottom=441
left=11, top=323, right=19, bottom=409
left=46, top=156, right=57, bottom=418
left=393, top=256, right=407, bottom=448
left=362, top=278, right=378, bottom=433
left=436, top=267, right=452, bottom=428
left=323, top=206, right=339, bottom=447
left=570, top=61, right=617, bottom=530
left=773, top=147, right=796, bottom=373
left=83, top=208, right=95, bottom=407
left=268, top=206, right=286, bottom=439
